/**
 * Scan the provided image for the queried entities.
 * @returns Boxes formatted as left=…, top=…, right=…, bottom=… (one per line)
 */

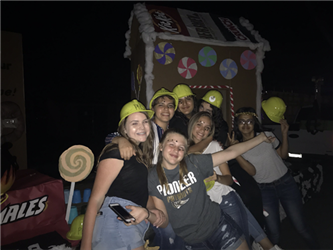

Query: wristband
left=145, top=208, right=150, bottom=220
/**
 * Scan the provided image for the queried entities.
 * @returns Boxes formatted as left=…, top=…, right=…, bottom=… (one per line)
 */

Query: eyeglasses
left=238, top=119, right=254, bottom=125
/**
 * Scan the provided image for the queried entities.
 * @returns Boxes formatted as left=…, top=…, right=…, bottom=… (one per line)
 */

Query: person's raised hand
left=279, top=119, right=289, bottom=135
left=227, top=131, right=239, bottom=146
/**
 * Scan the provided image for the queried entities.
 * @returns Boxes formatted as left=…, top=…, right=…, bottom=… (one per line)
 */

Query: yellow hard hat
left=149, top=88, right=179, bottom=110
left=119, top=99, right=154, bottom=126
left=262, top=97, right=287, bottom=123
left=201, top=90, right=223, bottom=109
left=172, top=84, right=195, bottom=99
left=66, top=214, right=85, bottom=241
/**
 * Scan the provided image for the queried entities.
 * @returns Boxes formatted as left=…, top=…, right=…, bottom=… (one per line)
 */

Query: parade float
left=124, top=2, right=324, bottom=221
left=125, top=3, right=270, bottom=128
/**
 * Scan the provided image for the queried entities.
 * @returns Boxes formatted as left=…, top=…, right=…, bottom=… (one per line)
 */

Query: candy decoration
left=240, top=50, right=257, bottom=70
left=154, top=42, right=175, bottom=65
left=198, top=46, right=217, bottom=67
left=178, top=57, right=198, bottom=79
left=220, top=59, right=238, bottom=79
left=59, top=145, right=94, bottom=223
left=59, top=145, right=94, bottom=183
left=137, top=64, right=143, bottom=84
left=189, top=85, right=235, bottom=128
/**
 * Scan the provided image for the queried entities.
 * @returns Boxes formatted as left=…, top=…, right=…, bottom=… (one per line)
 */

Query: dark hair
left=233, top=107, right=271, bottom=142
left=175, top=95, right=198, bottom=123
left=198, top=100, right=229, bottom=145
left=156, top=128, right=189, bottom=192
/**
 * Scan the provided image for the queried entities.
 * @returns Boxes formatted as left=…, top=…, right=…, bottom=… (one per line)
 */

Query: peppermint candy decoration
left=240, top=50, right=257, bottom=70
left=220, top=59, right=238, bottom=79
left=198, top=46, right=217, bottom=67
left=59, top=145, right=94, bottom=182
left=178, top=57, right=198, bottom=79
left=154, top=42, right=176, bottom=65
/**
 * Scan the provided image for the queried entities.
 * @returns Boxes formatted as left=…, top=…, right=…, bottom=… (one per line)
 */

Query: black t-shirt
left=100, top=148, right=148, bottom=207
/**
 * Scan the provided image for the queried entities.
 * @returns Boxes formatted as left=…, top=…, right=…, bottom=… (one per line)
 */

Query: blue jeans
left=153, top=223, right=185, bottom=250
left=186, top=209, right=244, bottom=250
left=92, top=196, right=149, bottom=250
left=154, top=209, right=244, bottom=250
left=220, top=191, right=267, bottom=246
left=258, top=172, right=320, bottom=248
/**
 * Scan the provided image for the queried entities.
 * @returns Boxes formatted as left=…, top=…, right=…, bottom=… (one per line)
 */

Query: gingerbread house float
left=124, top=3, right=270, bottom=127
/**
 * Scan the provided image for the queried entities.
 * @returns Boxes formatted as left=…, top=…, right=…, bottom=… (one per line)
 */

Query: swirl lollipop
left=59, top=145, right=94, bottom=222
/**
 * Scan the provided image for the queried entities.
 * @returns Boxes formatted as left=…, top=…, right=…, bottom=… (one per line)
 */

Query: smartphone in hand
left=109, top=203, right=136, bottom=223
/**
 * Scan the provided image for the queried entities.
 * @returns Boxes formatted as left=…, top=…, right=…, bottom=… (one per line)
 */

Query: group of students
left=81, top=84, right=320, bottom=250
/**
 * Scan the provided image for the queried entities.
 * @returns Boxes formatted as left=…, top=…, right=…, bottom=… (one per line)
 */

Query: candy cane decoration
left=189, top=85, right=234, bottom=128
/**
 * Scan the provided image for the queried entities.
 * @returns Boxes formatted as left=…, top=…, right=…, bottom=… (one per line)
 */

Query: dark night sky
left=2, top=1, right=333, bottom=174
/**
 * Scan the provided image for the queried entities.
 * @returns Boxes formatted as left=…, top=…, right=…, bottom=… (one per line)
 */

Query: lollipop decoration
left=240, top=50, right=257, bottom=70
left=154, top=42, right=175, bottom=65
left=59, top=145, right=94, bottom=223
left=178, top=57, right=198, bottom=79
left=198, top=46, right=217, bottom=67
left=220, top=59, right=238, bottom=79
